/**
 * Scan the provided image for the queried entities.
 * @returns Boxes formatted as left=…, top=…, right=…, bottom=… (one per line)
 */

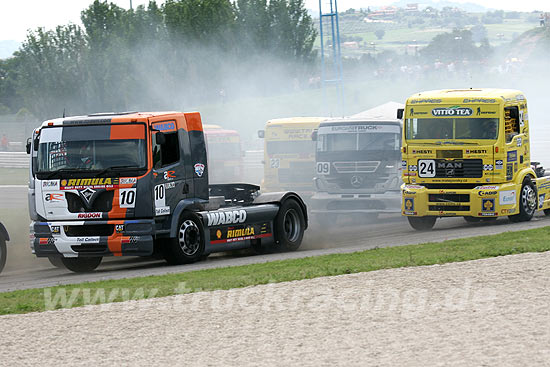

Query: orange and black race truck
left=27, top=112, right=307, bottom=272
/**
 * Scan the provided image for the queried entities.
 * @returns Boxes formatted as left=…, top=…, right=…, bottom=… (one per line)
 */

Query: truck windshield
left=206, top=136, right=241, bottom=160
left=405, top=118, right=499, bottom=140
left=36, top=125, right=147, bottom=174
left=317, top=124, right=401, bottom=152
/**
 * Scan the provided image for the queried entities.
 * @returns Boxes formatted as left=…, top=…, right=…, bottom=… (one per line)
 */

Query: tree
left=374, top=29, right=385, bottom=40
left=420, top=29, right=483, bottom=63
left=471, top=24, right=488, bottom=43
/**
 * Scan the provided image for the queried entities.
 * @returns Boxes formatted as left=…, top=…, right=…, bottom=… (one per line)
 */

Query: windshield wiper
left=95, top=165, right=141, bottom=177
left=42, top=168, right=83, bottom=179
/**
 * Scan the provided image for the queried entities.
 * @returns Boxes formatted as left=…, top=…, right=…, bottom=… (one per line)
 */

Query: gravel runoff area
left=1, top=252, right=550, bottom=366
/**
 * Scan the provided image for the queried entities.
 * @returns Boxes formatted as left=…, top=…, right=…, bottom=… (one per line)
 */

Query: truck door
left=503, top=106, right=523, bottom=180
left=151, top=120, right=189, bottom=219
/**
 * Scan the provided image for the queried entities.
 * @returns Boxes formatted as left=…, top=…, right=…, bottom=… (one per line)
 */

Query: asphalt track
left=1, top=185, right=550, bottom=292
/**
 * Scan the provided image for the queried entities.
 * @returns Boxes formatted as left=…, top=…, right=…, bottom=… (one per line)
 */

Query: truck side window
left=152, top=132, right=180, bottom=169
left=504, top=107, right=520, bottom=143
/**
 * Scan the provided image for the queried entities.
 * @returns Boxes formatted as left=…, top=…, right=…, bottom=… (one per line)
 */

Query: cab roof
left=40, top=111, right=182, bottom=128
left=407, top=88, right=526, bottom=104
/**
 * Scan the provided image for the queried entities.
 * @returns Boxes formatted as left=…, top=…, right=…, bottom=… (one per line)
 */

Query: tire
left=544, top=209, right=550, bottom=216
left=274, top=199, right=306, bottom=252
left=163, top=212, right=205, bottom=265
left=464, top=216, right=482, bottom=223
left=407, top=216, right=436, bottom=231
left=509, top=177, right=537, bottom=223
left=0, top=237, right=6, bottom=274
left=48, top=256, right=64, bottom=268
left=61, top=257, right=102, bottom=273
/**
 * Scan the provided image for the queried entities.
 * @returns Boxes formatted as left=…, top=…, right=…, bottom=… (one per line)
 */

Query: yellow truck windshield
left=406, top=118, right=499, bottom=140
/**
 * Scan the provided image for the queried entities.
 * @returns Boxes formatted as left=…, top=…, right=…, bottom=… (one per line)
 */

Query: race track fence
left=0, top=152, right=28, bottom=169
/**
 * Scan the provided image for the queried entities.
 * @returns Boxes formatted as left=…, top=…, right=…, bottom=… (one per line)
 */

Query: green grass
left=2, top=226, right=550, bottom=315
left=0, top=168, right=28, bottom=185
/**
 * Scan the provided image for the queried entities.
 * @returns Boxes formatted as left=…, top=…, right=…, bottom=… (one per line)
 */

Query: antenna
left=62, top=108, right=66, bottom=118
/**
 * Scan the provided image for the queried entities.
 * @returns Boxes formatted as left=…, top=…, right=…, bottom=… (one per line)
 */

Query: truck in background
left=258, top=117, right=326, bottom=196
left=310, top=103, right=403, bottom=224
left=27, top=112, right=308, bottom=272
left=203, top=125, right=243, bottom=184
left=400, top=88, right=550, bottom=230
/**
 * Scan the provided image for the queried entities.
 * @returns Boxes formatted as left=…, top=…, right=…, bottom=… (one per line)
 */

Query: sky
left=1, top=0, right=550, bottom=42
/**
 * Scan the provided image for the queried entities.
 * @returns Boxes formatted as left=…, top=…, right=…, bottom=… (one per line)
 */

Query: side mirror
left=33, top=137, right=40, bottom=151
left=311, top=130, right=318, bottom=141
left=155, top=132, right=166, bottom=145
left=257, top=130, right=265, bottom=139
left=26, top=138, right=32, bottom=154
left=397, top=108, right=404, bottom=120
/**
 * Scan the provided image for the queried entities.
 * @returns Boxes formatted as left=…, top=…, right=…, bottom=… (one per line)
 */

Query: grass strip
left=1, top=226, right=550, bottom=315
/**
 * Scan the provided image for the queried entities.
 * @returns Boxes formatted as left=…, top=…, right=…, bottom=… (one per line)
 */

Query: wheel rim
left=283, top=209, right=301, bottom=243
left=178, top=220, right=201, bottom=256
left=522, top=184, right=537, bottom=215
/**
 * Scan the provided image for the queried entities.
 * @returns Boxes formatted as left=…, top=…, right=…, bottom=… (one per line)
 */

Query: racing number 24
left=418, top=159, right=435, bottom=178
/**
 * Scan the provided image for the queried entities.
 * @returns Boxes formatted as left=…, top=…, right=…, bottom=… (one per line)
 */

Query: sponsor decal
left=164, top=170, right=176, bottom=180
left=410, top=98, right=442, bottom=104
left=120, top=177, right=137, bottom=185
left=121, top=236, right=139, bottom=245
left=408, top=165, right=417, bottom=171
left=517, top=137, right=522, bottom=147
left=76, top=237, right=99, bottom=243
left=539, top=194, right=545, bottom=209
left=166, top=182, right=176, bottom=189
left=495, top=160, right=503, bottom=169
left=431, top=106, right=473, bottom=117
left=77, top=212, right=101, bottom=219
left=155, top=207, right=170, bottom=216
left=404, top=185, right=424, bottom=189
left=481, top=198, right=495, bottom=212
left=479, top=212, right=497, bottom=217
left=115, top=224, right=125, bottom=233
left=463, top=98, right=496, bottom=103
left=499, top=190, right=516, bottom=205
left=152, top=121, right=176, bottom=132
left=210, top=223, right=272, bottom=244
left=61, top=178, right=119, bottom=190
left=483, top=164, right=493, bottom=171
left=42, top=180, right=59, bottom=190
left=194, top=163, right=205, bottom=177
left=412, top=150, right=431, bottom=154
left=404, top=198, right=414, bottom=212
left=404, top=172, right=417, bottom=176
left=475, top=185, right=499, bottom=190
left=507, top=151, right=517, bottom=162
left=45, top=193, right=64, bottom=202
left=401, top=160, right=407, bottom=168
left=206, top=209, right=247, bottom=226
left=466, top=149, right=487, bottom=154
left=50, top=226, right=61, bottom=234
left=325, top=125, right=401, bottom=134
left=478, top=191, right=497, bottom=196
left=501, top=209, right=516, bottom=214
left=39, top=237, right=56, bottom=245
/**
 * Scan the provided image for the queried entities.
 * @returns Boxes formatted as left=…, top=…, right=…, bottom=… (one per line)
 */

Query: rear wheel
left=509, top=177, right=537, bottom=223
left=0, top=237, right=6, bottom=274
left=274, top=199, right=306, bottom=252
left=61, top=257, right=102, bottom=273
left=407, top=216, right=436, bottom=231
left=163, top=212, right=205, bottom=265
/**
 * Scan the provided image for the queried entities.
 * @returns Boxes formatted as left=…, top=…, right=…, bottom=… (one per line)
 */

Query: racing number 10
left=418, top=159, right=436, bottom=178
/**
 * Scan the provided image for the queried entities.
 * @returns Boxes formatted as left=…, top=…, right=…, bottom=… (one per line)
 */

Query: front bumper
left=31, top=219, right=154, bottom=258
left=401, top=184, right=519, bottom=217
left=310, top=191, right=402, bottom=214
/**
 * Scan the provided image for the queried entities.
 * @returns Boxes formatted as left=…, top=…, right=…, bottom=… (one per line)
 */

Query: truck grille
left=428, top=194, right=470, bottom=203
left=429, top=205, right=470, bottom=211
left=66, top=191, right=114, bottom=213
left=278, top=161, right=315, bottom=183
left=71, top=244, right=108, bottom=253
left=64, top=225, right=114, bottom=237
left=333, top=161, right=380, bottom=173
left=434, top=159, right=482, bottom=178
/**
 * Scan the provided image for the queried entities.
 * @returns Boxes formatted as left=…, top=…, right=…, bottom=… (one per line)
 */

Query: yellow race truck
left=399, top=88, right=550, bottom=230
left=258, top=117, right=326, bottom=195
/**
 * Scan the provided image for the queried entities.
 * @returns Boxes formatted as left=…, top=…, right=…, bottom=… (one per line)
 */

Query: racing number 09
left=418, top=159, right=435, bottom=178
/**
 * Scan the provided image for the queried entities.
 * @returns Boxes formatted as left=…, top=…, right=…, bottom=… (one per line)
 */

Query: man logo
left=79, top=188, right=96, bottom=204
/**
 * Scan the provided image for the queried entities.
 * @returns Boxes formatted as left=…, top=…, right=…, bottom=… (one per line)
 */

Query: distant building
left=406, top=3, right=419, bottom=12
left=367, top=6, right=398, bottom=20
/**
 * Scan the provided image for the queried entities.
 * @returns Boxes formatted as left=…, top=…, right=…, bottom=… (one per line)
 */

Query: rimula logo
left=206, top=209, right=247, bottom=226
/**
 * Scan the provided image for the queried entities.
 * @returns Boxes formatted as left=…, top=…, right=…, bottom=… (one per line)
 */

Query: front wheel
left=48, top=256, right=64, bottom=268
left=407, top=216, right=436, bottom=231
left=0, top=237, right=6, bottom=274
left=61, top=257, right=102, bottom=273
left=163, top=212, right=205, bottom=265
left=509, top=177, right=537, bottom=223
left=274, top=199, right=306, bottom=252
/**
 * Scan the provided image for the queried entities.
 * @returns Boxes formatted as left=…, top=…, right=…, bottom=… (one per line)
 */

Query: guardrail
left=0, top=152, right=28, bottom=169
